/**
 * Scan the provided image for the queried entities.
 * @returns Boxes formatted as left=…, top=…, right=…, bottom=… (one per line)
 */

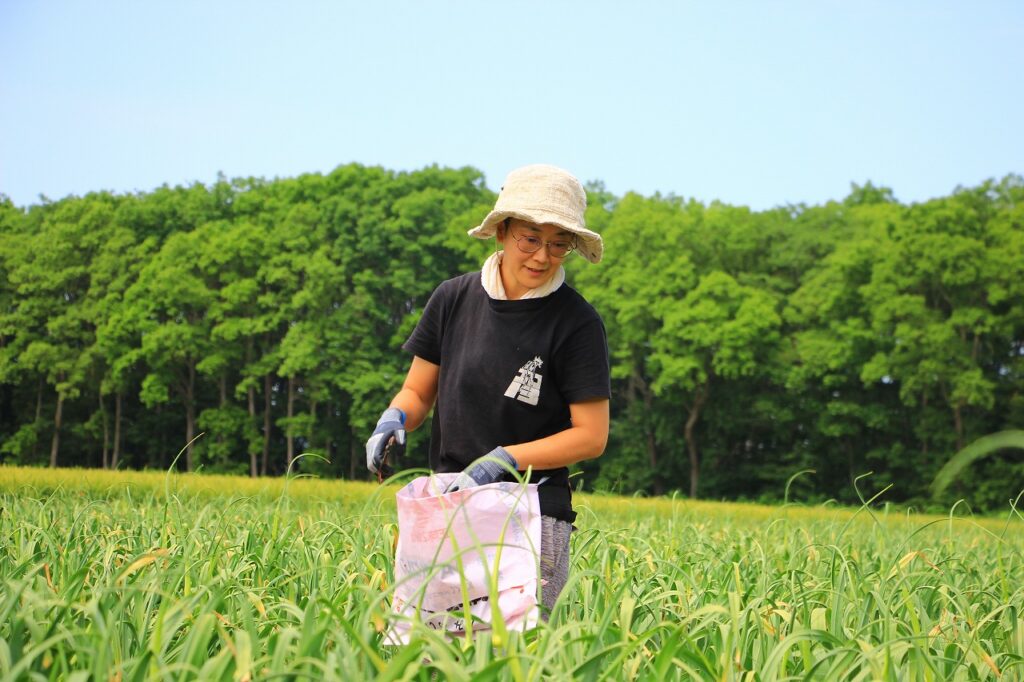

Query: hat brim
left=468, top=209, right=603, bottom=264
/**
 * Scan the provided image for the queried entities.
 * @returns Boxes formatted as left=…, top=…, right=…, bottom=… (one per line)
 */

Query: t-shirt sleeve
left=554, top=317, right=611, bottom=403
left=402, top=280, right=449, bottom=365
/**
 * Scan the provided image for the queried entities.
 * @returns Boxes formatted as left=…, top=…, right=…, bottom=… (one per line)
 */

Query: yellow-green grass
left=2, top=465, right=1022, bottom=680
left=3, top=465, right=1013, bottom=530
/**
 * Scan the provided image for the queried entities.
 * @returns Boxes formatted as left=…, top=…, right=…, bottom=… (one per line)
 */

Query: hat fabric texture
left=468, top=164, right=604, bottom=264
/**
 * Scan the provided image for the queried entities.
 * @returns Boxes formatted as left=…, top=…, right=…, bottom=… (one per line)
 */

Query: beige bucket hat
left=468, top=164, right=604, bottom=263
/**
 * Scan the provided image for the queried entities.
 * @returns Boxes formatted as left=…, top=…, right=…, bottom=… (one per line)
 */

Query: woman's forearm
left=504, top=399, right=609, bottom=470
left=389, top=356, right=439, bottom=431
left=390, top=387, right=433, bottom=431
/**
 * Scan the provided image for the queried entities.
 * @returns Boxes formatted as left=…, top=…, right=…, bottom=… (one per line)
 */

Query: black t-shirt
left=403, top=272, right=611, bottom=522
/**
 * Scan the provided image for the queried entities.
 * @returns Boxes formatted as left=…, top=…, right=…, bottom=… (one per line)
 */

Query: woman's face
left=498, top=218, right=574, bottom=299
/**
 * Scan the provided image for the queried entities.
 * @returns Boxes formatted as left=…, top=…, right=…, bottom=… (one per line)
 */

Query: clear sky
left=1, top=1, right=1021, bottom=210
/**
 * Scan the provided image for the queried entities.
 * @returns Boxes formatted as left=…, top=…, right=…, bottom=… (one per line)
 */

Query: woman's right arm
left=389, top=356, right=439, bottom=431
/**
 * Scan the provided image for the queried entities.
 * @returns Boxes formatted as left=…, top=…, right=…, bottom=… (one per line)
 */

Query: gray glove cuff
left=377, top=407, right=406, bottom=426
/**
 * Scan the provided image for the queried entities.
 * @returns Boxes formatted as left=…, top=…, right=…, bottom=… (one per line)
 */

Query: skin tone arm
left=504, top=399, right=609, bottom=470
left=389, top=356, right=439, bottom=431
left=389, top=355, right=609, bottom=470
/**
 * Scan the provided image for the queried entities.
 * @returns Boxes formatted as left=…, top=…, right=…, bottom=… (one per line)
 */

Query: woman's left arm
left=504, top=398, right=609, bottom=470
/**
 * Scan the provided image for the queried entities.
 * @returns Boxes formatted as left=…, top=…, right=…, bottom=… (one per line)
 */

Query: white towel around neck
left=480, top=251, right=565, bottom=300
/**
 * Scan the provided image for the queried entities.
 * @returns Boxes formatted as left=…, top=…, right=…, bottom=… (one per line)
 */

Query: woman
left=365, top=163, right=611, bottom=614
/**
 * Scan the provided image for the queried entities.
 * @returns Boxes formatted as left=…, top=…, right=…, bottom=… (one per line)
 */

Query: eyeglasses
left=509, top=227, right=577, bottom=258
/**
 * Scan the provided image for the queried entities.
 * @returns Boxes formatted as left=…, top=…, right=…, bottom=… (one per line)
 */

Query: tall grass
left=1, top=466, right=1022, bottom=680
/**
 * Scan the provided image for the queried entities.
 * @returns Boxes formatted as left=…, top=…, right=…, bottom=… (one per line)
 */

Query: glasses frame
left=507, top=224, right=577, bottom=258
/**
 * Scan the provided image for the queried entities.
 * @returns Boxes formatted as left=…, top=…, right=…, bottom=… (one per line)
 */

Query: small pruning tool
left=376, top=436, right=398, bottom=483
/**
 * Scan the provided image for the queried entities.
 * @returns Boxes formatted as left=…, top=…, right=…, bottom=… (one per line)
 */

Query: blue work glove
left=444, top=446, right=519, bottom=493
left=365, top=407, right=406, bottom=478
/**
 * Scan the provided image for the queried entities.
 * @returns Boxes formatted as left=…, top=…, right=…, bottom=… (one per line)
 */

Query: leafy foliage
left=1, top=169, right=1022, bottom=510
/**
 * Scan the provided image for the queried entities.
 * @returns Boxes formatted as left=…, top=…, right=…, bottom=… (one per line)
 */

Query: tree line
left=1, top=165, right=1021, bottom=509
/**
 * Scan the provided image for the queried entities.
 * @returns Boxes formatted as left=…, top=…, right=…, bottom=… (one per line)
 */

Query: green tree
left=574, top=193, right=699, bottom=494
left=1, top=195, right=125, bottom=465
left=651, top=271, right=781, bottom=498
left=82, top=200, right=152, bottom=469
left=200, top=219, right=274, bottom=476
left=0, top=197, right=39, bottom=461
left=784, top=201, right=905, bottom=497
left=861, top=186, right=1017, bottom=452
left=125, top=228, right=217, bottom=471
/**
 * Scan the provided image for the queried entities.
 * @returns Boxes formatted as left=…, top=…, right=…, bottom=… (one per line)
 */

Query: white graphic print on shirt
left=504, top=356, right=544, bottom=406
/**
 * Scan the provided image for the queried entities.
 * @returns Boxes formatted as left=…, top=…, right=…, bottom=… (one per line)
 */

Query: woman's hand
left=444, top=446, right=519, bottom=493
left=365, top=407, right=406, bottom=477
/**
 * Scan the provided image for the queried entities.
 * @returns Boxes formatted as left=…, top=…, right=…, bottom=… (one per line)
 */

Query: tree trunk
left=112, top=392, right=122, bottom=469
left=308, top=398, right=318, bottom=457
left=952, top=402, right=965, bottom=451
left=628, top=366, right=662, bottom=496
left=262, top=373, right=272, bottom=476
left=939, top=384, right=966, bottom=453
left=100, top=389, right=109, bottom=469
left=323, top=402, right=333, bottom=465
left=217, top=373, right=227, bottom=454
left=245, top=339, right=258, bottom=478
left=33, top=378, right=43, bottom=459
left=248, top=383, right=258, bottom=478
left=643, top=383, right=662, bottom=496
left=350, top=427, right=359, bottom=480
left=185, top=362, right=196, bottom=471
left=920, top=394, right=929, bottom=460
left=684, top=385, right=709, bottom=499
left=50, top=393, right=64, bottom=468
left=845, top=439, right=855, bottom=485
left=286, top=375, right=296, bottom=471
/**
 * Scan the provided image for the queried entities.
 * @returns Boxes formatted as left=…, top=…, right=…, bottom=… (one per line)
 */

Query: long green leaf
left=931, top=430, right=1024, bottom=497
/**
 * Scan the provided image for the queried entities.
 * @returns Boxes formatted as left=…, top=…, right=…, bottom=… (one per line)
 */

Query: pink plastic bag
left=387, top=473, right=542, bottom=643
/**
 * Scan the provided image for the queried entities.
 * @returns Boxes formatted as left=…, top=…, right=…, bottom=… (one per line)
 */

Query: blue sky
left=1, top=1, right=1021, bottom=209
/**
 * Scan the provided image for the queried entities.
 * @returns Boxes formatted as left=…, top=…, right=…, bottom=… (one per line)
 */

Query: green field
left=2, top=466, right=1022, bottom=680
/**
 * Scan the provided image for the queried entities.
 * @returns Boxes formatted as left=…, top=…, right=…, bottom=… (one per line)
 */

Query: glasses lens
left=511, top=229, right=540, bottom=253
left=549, top=241, right=573, bottom=257
left=511, top=228, right=575, bottom=257
left=521, top=235, right=542, bottom=252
